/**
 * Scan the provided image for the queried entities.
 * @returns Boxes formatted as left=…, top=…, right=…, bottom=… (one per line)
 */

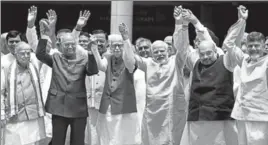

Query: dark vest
left=188, top=55, right=234, bottom=121
left=99, top=54, right=137, bottom=115
left=45, top=54, right=95, bottom=118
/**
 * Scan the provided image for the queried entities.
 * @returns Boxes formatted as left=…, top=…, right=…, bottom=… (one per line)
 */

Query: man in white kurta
left=134, top=37, right=151, bottom=132
left=223, top=6, right=268, bottom=145
left=1, top=42, right=46, bottom=145
left=84, top=30, right=108, bottom=145
left=135, top=6, right=188, bottom=145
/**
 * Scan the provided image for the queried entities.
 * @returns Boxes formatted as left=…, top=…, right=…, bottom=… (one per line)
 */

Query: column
left=110, top=1, right=133, bottom=41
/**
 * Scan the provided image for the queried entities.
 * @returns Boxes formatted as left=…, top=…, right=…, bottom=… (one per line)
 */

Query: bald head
left=198, top=40, right=216, bottom=52
left=164, top=36, right=172, bottom=43
left=108, top=34, right=123, bottom=44
left=61, top=33, right=75, bottom=43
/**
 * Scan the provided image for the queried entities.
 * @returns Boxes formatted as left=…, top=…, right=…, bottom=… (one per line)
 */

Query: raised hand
left=76, top=10, right=91, bottom=30
left=89, top=34, right=98, bottom=52
left=27, top=5, right=37, bottom=28
left=174, top=6, right=183, bottom=21
left=181, top=9, right=198, bottom=25
left=46, top=9, right=57, bottom=28
left=237, top=5, right=248, bottom=20
left=118, top=23, right=129, bottom=40
left=39, top=19, right=51, bottom=37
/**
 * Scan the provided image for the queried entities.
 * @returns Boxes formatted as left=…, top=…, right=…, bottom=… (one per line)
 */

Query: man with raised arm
left=36, top=16, right=98, bottom=145
left=178, top=6, right=241, bottom=145
left=91, top=23, right=140, bottom=145
left=84, top=29, right=109, bottom=145
left=223, top=5, right=268, bottom=145
left=1, top=41, right=46, bottom=145
left=133, top=6, right=188, bottom=145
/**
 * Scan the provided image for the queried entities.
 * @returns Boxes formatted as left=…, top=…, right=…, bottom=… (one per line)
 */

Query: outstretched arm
left=173, top=6, right=190, bottom=69
left=223, top=5, right=248, bottom=68
left=26, top=5, right=38, bottom=52
left=90, top=35, right=108, bottom=72
left=119, top=23, right=136, bottom=73
left=36, top=19, right=54, bottom=67
left=72, top=10, right=91, bottom=43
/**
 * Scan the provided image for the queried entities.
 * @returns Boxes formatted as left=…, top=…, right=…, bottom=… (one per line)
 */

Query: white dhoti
left=1, top=127, right=5, bottom=145
left=96, top=106, right=140, bottom=145
left=85, top=108, right=100, bottom=145
left=181, top=120, right=238, bottom=145
left=236, top=121, right=268, bottom=145
left=5, top=117, right=46, bottom=145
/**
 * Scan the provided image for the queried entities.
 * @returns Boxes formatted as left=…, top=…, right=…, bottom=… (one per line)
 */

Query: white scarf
left=8, top=61, right=45, bottom=118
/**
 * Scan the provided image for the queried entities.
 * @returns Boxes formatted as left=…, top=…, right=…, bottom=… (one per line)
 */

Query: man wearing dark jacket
left=36, top=19, right=98, bottom=145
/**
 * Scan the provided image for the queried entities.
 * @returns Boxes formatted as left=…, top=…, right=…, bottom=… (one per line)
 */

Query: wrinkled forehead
left=247, top=40, right=264, bottom=46
left=16, top=43, right=31, bottom=52
left=152, top=44, right=167, bottom=52
left=198, top=41, right=215, bottom=51
left=61, top=34, right=75, bottom=43
left=111, top=40, right=123, bottom=45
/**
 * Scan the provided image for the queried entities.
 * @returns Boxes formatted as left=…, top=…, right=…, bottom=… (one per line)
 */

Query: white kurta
left=223, top=17, right=268, bottom=145
left=134, top=69, right=146, bottom=132
left=138, top=56, right=187, bottom=145
left=85, top=71, right=106, bottom=145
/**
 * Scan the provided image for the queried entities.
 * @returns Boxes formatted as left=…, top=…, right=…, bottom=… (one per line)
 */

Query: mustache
left=156, top=55, right=165, bottom=60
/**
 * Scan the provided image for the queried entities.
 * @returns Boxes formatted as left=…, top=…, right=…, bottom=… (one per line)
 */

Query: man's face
left=79, top=35, right=90, bottom=50
left=94, top=33, right=107, bottom=55
left=247, top=40, right=265, bottom=60
left=137, top=41, right=151, bottom=58
left=7, top=36, right=21, bottom=55
left=60, top=34, right=76, bottom=57
left=110, top=41, right=123, bottom=58
left=198, top=41, right=217, bottom=65
left=15, top=46, right=31, bottom=67
left=152, top=45, right=169, bottom=64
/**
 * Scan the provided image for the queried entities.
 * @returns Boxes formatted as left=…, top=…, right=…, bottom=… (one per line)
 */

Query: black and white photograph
left=1, top=1, right=268, bottom=145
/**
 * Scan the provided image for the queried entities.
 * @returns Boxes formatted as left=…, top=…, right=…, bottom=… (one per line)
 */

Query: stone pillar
left=110, top=1, right=133, bottom=41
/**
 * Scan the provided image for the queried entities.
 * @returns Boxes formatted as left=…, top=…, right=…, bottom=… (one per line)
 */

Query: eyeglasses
left=61, top=43, right=76, bottom=48
left=138, top=46, right=149, bottom=50
left=111, top=44, right=123, bottom=48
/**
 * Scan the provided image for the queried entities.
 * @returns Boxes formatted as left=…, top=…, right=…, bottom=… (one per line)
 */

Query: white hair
left=108, top=34, right=123, bottom=44
left=15, top=41, right=31, bottom=54
left=151, top=40, right=168, bottom=50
